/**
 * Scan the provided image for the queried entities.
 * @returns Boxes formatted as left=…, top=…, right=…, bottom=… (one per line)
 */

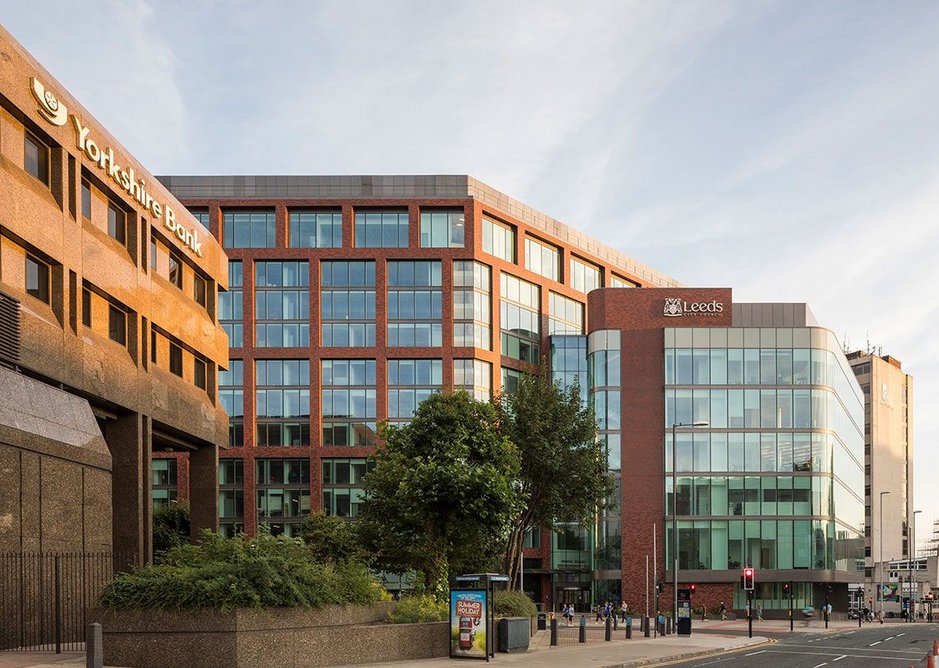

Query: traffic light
left=743, top=568, right=755, bottom=591
left=690, top=584, right=696, bottom=595
left=783, top=582, right=789, bottom=594
left=656, top=581, right=664, bottom=595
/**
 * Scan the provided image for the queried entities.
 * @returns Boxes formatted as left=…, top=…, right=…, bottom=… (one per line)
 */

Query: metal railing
left=0, top=552, right=126, bottom=653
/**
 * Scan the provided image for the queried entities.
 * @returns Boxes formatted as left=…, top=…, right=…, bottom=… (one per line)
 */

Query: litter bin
left=537, top=613, right=547, bottom=630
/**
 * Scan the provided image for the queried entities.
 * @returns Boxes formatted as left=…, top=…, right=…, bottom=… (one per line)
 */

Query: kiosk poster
left=449, top=590, right=487, bottom=659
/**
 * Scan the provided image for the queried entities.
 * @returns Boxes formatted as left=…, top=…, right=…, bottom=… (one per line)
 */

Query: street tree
left=357, top=391, right=521, bottom=598
left=494, top=371, right=612, bottom=590
left=298, top=511, right=366, bottom=564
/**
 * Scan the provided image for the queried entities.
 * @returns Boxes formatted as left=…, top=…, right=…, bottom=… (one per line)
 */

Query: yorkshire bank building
left=1, top=22, right=869, bottom=622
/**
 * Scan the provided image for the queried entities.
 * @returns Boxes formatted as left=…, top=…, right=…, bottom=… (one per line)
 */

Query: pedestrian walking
left=620, top=600, right=629, bottom=622
left=756, top=604, right=763, bottom=621
left=719, top=601, right=727, bottom=621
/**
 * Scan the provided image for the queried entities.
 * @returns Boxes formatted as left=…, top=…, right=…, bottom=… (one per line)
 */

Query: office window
left=168, top=253, right=183, bottom=288
left=81, top=288, right=91, bottom=327
left=108, top=202, right=126, bottom=245
left=256, top=359, right=311, bottom=447
left=525, top=237, right=560, bottom=282
left=169, top=343, right=183, bottom=377
left=289, top=210, right=342, bottom=248
left=322, top=458, right=374, bottom=518
left=387, top=260, right=442, bottom=347
left=152, top=458, right=178, bottom=508
left=550, top=335, right=588, bottom=405
left=500, top=273, right=540, bottom=364
left=187, top=207, right=210, bottom=230
left=25, top=255, right=50, bottom=304
left=193, top=273, right=207, bottom=309
left=108, top=304, right=126, bottom=345
left=256, top=458, right=310, bottom=537
left=387, top=359, right=442, bottom=424
left=81, top=180, right=91, bottom=218
left=482, top=217, right=515, bottom=262
left=223, top=210, right=276, bottom=248
left=219, top=459, right=244, bottom=537
left=24, top=132, right=49, bottom=186
left=321, top=359, right=376, bottom=447
left=570, top=257, right=601, bottom=293
left=219, top=360, right=244, bottom=448
left=320, top=261, right=376, bottom=347
left=354, top=210, right=409, bottom=248
left=548, top=292, right=584, bottom=335
left=194, top=357, right=207, bottom=390
left=255, top=261, right=310, bottom=347
left=610, top=275, right=638, bottom=288
left=501, top=367, right=527, bottom=394
left=218, top=261, right=243, bottom=347
left=453, top=260, right=491, bottom=350
left=453, top=359, right=492, bottom=402
left=420, top=209, right=464, bottom=248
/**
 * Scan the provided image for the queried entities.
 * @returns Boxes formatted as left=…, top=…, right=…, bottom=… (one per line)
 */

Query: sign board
left=450, top=590, right=488, bottom=660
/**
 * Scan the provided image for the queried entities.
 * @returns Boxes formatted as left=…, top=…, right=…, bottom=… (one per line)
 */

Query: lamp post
left=910, top=510, right=922, bottom=622
left=671, top=420, right=708, bottom=631
left=879, top=490, right=890, bottom=618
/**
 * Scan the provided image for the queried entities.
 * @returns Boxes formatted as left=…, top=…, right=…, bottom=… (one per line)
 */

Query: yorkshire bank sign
left=30, top=78, right=203, bottom=258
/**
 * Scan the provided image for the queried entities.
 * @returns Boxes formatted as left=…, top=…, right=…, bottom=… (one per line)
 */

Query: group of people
left=559, top=601, right=630, bottom=626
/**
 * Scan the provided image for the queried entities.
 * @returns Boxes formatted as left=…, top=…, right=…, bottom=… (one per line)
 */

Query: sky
left=4, top=0, right=938, bottom=549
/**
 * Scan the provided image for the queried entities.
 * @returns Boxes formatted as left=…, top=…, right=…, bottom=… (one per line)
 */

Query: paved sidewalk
left=334, top=631, right=770, bottom=668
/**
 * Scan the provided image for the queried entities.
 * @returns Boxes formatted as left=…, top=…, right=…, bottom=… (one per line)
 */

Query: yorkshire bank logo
left=30, top=77, right=67, bottom=126
left=28, top=77, right=203, bottom=258
left=663, top=298, right=724, bottom=317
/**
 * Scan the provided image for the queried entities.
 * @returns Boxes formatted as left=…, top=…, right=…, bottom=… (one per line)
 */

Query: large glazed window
left=525, top=237, right=560, bottom=281
left=354, top=210, right=409, bottom=248
left=570, top=257, right=601, bottom=294
left=320, top=261, right=376, bottom=347
left=289, top=210, right=342, bottom=248
left=218, top=261, right=243, bottom=347
left=453, top=260, right=491, bottom=350
left=322, top=458, right=374, bottom=518
left=387, top=261, right=442, bottom=347
left=454, top=359, right=492, bottom=401
left=482, top=217, right=516, bottom=262
left=223, top=211, right=276, bottom=248
left=256, top=458, right=310, bottom=537
left=255, top=261, right=310, bottom=347
left=152, top=459, right=178, bottom=508
left=255, top=359, right=310, bottom=447
left=387, top=359, right=442, bottom=424
left=219, top=360, right=244, bottom=448
left=321, top=359, right=376, bottom=447
left=499, top=273, right=540, bottom=364
left=218, top=459, right=244, bottom=537
left=420, top=209, right=464, bottom=248
left=548, top=292, right=584, bottom=335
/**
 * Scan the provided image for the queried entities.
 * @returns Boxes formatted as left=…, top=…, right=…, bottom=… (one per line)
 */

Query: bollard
left=613, top=614, right=618, bottom=631
left=550, top=617, right=558, bottom=646
left=666, top=617, right=672, bottom=635
left=626, top=616, right=633, bottom=639
left=605, top=615, right=612, bottom=641
left=644, top=616, right=650, bottom=637
left=86, top=623, right=103, bottom=668
left=579, top=615, right=586, bottom=643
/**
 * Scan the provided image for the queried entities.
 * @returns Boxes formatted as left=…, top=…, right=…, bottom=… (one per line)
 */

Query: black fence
left=0, top=552, right=125, bottom=653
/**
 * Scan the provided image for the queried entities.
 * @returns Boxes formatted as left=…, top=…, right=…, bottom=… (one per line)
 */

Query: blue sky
left=5, top=0, right=938, bottom=548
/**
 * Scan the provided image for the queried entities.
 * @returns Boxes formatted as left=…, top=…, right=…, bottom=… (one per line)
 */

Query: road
left=665, top=622, right=939, bottom=667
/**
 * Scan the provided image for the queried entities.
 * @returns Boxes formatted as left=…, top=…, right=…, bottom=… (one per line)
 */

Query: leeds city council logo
left=30, top=77, right=67, bottom=126
left=663, top=298, right=683, bottom=317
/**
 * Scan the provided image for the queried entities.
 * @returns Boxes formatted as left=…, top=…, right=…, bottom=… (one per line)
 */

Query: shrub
left=387, top=594, right=448, bottom=623
left=298, top=512, right=366, bottom=564
left=152, top=501, right=190, bottom=560
left=494, top=590, right=537, bottom=618
left=100, top=531, right=382, bottom=611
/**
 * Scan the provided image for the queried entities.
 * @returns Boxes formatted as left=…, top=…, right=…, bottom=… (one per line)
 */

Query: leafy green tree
left=152, top=501, right=190, bottom=562
left=357, top=391, right=521, bottom=599
left=298, top=511, right=365, bottom=564
left=494, top=371, right=611, bottom=590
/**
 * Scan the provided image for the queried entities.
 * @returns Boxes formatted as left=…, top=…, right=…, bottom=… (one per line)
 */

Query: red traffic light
left=744, top=568, right=753, bottom=577
left=690, top=584, right=696, bottom=593
left=742, top=568, right=755, bottom=591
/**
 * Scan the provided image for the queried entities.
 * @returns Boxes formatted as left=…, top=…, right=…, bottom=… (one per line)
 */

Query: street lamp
left=879, top=490, right=890, bottom=618
left=672, top=420, right=708, bottom=630
left=910, top=509, right=922, bottom=622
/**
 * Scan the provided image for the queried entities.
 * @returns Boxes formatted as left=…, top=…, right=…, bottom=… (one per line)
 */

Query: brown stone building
left=0, top=25, right=229, bottom=567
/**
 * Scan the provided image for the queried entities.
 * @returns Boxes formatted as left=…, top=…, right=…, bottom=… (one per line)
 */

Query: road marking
left=745, top=650, right=766, bottom=656
left=896, top=632, right=905, bottom=637
left=869, top=641, right=882, bottom=646
left=884, top=636, right=894, bottom=641
left=812, top=663, right=828, bottom=668
left=832, top=656, right=847, bottom=662
left=844, top=630, right=856, bottom=635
